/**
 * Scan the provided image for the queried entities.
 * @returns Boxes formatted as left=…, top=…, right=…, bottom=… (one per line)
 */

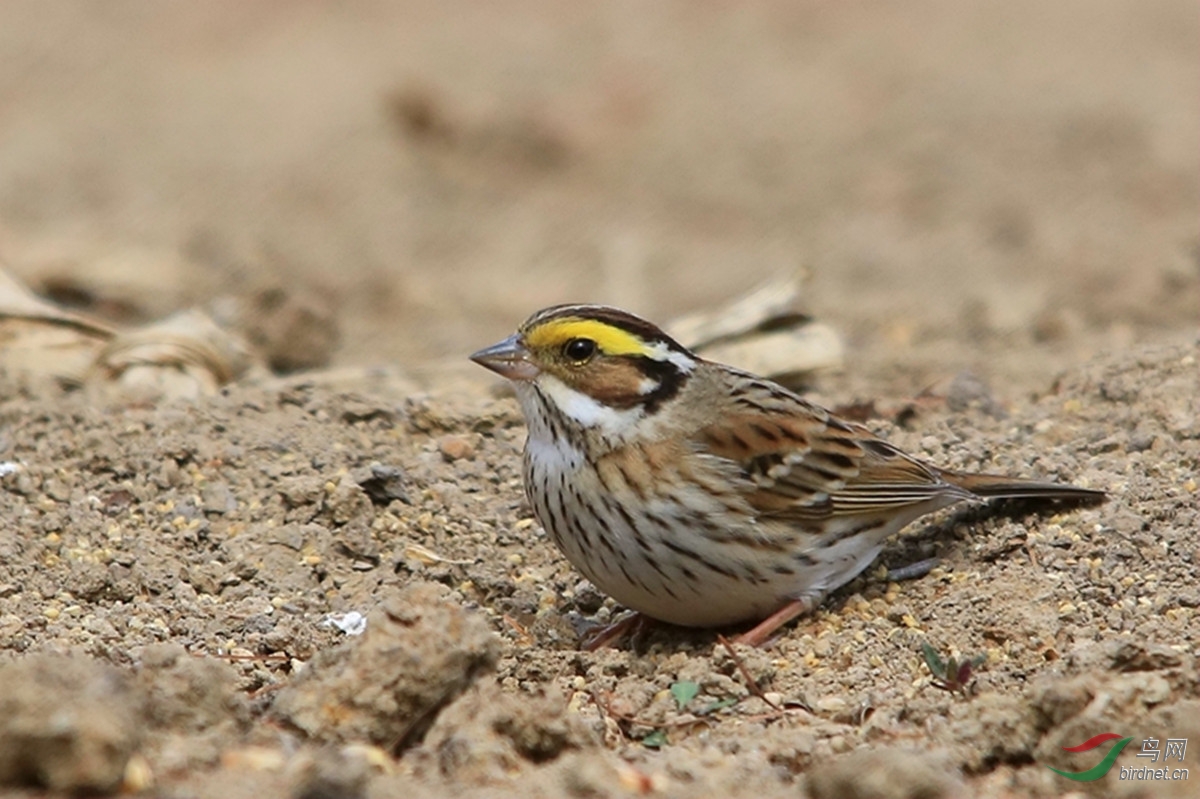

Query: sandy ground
left=0, top=2, right=1197, bottom=798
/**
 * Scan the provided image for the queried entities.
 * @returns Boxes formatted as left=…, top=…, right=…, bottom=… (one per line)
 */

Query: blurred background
left=0, top=0, right=1195, bottom=393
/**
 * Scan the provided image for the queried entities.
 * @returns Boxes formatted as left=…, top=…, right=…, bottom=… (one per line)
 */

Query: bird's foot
left=580, top=612, right=653, bottom=651
left=733, top=597, right=818, bottom=648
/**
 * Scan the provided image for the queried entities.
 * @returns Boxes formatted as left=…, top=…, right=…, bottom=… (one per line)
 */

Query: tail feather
left=941, top=471, right=1106, bottom=503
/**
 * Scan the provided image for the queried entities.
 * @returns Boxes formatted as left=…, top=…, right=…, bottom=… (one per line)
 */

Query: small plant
left=641, top=729, right=668, bottom=748
left=921, top=642, right=986, bottom=696
left=668, top=680, right=738, bottom=717
left=669, top=680, right=700, bottom=710
left=638, top=682, right=703, bottom=748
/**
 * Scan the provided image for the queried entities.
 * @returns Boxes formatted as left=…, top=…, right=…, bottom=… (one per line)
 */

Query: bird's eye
left=563, top=337, right=597, bottom=363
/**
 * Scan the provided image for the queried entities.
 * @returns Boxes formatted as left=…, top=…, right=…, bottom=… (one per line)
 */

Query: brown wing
left=693, top=391, right=970, bottom=525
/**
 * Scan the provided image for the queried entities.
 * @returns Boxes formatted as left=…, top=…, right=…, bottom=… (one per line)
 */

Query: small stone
left=1110, top=641, right=1183, bottom=671
left=201, top=481, right=236, bottom=514
left=289, top=746, right=370, bottom=799
left=438, top=435, right=475, bottom=462
left=1128, top=433, right=1156, bottom=453
left=43, top=477, right=72, bottom=502
left=571, top=582, right=605, bottom=615
left=945, top=370, right=1000, bottom=417
left=352, top=464, right=409, bottom=505
left=156, top=459, right=182, bottom=488
left=279, top=477, right=325, bottom=508
left=322, top=478, right=372, bottom=525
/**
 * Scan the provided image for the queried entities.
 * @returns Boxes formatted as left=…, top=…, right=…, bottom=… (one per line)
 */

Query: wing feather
left=694, top=391, right=968, bottom=525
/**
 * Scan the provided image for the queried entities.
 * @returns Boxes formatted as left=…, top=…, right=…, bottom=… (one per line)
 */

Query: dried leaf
left=667, top=272, right=843, bottom=387
left=1, top=267, right=257, bottom=399
left=0, top=266, right=115, bottom=384
left=403, top=543, right=472, bottom=566
left=668, top=273, right=810, bottom=350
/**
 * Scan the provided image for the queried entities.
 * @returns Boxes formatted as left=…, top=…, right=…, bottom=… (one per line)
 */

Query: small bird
left=471, top=304, right=1104, bottom=646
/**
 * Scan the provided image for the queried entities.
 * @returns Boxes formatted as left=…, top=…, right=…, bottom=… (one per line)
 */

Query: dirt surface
left=0, top=3, right=1197, bottom=798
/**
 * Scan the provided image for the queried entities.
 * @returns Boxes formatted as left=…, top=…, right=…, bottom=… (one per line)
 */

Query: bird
left=470, top=303, right=1105, bottom=647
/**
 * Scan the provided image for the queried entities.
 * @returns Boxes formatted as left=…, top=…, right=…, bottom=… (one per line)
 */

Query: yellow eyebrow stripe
left=524, top=318, right=653, bottom=357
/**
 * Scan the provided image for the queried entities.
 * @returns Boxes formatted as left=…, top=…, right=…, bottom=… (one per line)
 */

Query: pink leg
left=733, top=597, right=817, bottom=647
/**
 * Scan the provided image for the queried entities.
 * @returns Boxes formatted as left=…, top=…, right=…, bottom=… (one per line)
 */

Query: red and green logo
left=1048, top=733, right=1135, bottom=781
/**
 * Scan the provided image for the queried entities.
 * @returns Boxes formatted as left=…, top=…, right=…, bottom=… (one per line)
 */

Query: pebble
left=438, top=434, right=476, bottom=462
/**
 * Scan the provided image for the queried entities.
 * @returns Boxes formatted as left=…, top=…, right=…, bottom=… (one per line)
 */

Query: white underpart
left=525, top=431, right=584, bottom=472
left=511, top=382, right=587, bottom=469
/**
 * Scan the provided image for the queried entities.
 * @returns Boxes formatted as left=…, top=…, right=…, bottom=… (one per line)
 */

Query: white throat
left=515, top=376, right=645, bottom=442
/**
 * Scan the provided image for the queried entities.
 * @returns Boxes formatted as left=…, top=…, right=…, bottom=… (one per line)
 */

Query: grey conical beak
left=469, top=333, right=540, bottom=381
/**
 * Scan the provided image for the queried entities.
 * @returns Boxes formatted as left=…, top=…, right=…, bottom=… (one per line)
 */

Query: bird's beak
left=469, top=333, right=540, bottom=381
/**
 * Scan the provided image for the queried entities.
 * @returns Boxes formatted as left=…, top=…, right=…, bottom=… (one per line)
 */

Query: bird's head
left=470, top=304, right=697, bottom=428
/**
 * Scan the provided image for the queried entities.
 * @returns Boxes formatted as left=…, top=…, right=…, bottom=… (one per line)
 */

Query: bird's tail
left=941, top=470, right=1106, bottom=503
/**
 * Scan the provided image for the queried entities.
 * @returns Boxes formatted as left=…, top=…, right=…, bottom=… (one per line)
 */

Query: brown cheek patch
left=567, top=359, right=650, bottom=410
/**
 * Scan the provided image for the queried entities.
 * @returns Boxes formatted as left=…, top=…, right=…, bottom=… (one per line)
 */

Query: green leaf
left=669, top=681, right=700, bottom=709
left=641, top=729, right=668, bottom=748
left=921, top=642, right=946, bottom=678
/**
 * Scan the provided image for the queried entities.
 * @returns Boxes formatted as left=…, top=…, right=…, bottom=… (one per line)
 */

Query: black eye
left=563, top=337, right=597, bottom=363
